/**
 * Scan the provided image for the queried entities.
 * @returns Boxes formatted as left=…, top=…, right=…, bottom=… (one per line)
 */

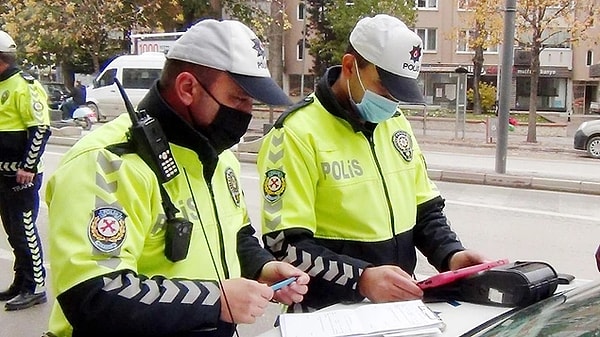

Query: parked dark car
left=573, top=119, right=600, bottom=159
left=41, top=82, right=68, bottom=110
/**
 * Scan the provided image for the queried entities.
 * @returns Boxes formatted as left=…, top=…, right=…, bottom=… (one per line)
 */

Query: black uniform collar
left=0, top=67, right=20, bottom=82
left=137, top=81, right=219, bottom=176
left=315, top=66, right=372, bottom=134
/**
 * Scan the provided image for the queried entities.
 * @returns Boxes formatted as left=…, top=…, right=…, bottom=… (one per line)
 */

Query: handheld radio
left=114, top=79, right=179, bottom=183
left=114, top=79, right=191, bottom=262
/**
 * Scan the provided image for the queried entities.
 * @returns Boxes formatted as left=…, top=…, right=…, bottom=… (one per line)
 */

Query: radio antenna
left=114, top=78, right=140, bottom=124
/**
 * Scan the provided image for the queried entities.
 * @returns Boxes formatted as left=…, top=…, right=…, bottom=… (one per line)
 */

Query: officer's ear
left=340, top=54, right=357, bottom=78
left=174, top=72, right=198, bottom=106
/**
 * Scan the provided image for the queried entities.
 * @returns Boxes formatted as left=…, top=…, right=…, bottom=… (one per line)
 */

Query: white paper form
left=279, top=300, right=444, bottom=337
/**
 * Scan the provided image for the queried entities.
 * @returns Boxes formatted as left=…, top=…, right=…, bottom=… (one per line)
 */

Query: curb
left=233, top=151, right=600, bottom=196
left=48, top=135, right=79, bottom=147
left=416, top=138, right=575, bottom=154
left=429, top=169, right=600, bottom=196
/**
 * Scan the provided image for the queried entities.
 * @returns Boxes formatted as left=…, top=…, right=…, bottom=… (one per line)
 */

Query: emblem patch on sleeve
left=392, top=130, right=413, bottom=162
left=263, top=169, right=286, bottom=203
left=1, top=90, right=8, bottom=105
left=88, top=207, right=127, bottom=253
left=225, top=167, right=241, bottom=207
left=33, top=101, right=44, bottom=112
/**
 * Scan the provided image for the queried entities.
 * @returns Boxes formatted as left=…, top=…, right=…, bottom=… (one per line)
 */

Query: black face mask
left=192, top=79, right=252, bottom=154
left=197, top=104, right=251, bottom=154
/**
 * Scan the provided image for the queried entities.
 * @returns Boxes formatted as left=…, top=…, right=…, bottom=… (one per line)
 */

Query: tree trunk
left=527, top=47, right=540, bottom=143
left=91, top=52, right=100, bottom=75
left=472, top=47, right=484, bottom=114
left=209, top=0, right=222, bottom=17
left=527, top=51, right=540, bottom=143
left=60, top=60, right=75, bottom=89
left=268, top=0, right=284, bottom=90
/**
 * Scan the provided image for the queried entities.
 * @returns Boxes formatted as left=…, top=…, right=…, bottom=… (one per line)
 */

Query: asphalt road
left=0, top=132, right=599, bottom=336
left=0, top=102, right=591, bottom=337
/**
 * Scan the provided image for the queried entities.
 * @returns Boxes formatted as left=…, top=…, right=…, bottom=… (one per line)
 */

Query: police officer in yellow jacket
left=259, top=15, right=486, bottom=312
left=0, top=30, right=50, bottom=311
left=45, top=20, right=308, bottom=337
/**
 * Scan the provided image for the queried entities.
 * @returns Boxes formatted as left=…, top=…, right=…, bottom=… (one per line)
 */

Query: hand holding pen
left=260, top=261, right=310, bottom=305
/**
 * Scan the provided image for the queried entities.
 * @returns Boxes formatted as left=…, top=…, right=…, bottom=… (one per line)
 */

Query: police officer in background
left=45, top=19, right=308, bottom=337
left=0, top=30, right=50, bottom=310
left=258, top=14, right=487, bottom=313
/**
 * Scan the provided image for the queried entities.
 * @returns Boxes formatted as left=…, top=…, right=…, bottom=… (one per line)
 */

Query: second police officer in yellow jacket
left=259, top=14, right=487, bottom=313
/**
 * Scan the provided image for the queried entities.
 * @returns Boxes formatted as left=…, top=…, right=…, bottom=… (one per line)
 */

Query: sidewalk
left=239, top=114, right=600, bottom=195
left=48, top=115, right=600, bottom=195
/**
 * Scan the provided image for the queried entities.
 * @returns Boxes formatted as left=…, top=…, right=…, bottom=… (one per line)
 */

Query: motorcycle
left=53, top=98, right=97, bottom=131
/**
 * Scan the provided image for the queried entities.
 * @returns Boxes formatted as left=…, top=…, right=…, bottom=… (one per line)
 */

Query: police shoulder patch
left=274, top=96, right=315, bottom=128
left=1, top=90, right=8, bottom=105
left=392, top=130, right=413, bottom=162
left=225, top=167, right=241, bottom=207
left=263, top=169, right=286, bottom=203
left=33, top=101, right=44, bottom=112
left=88, top=207, right=127, bottom=253
left=20, top=72, right=35, bottom=83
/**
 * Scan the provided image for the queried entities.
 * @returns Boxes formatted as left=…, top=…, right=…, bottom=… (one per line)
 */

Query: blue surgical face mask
left=347, top=61, right=399, bottom=123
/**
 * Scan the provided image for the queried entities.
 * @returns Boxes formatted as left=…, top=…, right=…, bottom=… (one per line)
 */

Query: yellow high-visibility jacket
left=259, top=66, right=465, bottom=312
left=46, top=85, right=273, bottom=337
left=0, top=68, right=50, bottom=174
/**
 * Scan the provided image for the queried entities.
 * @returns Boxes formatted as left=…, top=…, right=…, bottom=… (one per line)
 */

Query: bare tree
left=516, top=0, right=599, bottom=142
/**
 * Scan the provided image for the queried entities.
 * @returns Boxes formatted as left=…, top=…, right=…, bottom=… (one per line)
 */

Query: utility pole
left=495, top=0, right=516, bottom=174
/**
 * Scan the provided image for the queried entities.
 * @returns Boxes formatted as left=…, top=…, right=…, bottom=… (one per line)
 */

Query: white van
left=86, top=52, right=166, bottom=120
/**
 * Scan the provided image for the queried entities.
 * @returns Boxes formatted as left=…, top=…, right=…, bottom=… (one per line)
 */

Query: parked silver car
left=466, top=279, right=600, bottom=336
left=574, top=119, right=600, bottom=158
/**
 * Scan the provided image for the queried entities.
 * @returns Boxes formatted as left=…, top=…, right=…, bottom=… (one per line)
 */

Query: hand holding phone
left=417, top=259, right=509, bottom=290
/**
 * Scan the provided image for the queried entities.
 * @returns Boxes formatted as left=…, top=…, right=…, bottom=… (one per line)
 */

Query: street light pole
left=495, top=0, right=516, bottom=174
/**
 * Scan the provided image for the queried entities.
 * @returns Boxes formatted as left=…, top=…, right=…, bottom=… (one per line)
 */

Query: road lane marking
left=447, top=200, right=599, bottom=223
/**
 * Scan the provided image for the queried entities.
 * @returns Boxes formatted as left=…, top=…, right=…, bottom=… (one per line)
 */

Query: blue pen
left=270, top=277, right=297, bottom=291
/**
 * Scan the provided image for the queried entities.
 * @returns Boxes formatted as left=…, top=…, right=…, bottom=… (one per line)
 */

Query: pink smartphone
left=417, top=259, right=509, bottom=290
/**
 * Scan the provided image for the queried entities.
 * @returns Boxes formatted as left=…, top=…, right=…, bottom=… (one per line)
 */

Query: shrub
left=467, top=82, right=497, bottom=113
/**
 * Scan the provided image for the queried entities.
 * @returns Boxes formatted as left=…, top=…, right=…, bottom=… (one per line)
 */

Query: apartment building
left=282, top=0, right=314, bottom=99
left=281, top=0, right=600, bottom=114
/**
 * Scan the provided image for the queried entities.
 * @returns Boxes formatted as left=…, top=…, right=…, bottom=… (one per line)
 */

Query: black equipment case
left=424, top=261, right=559, bottom=307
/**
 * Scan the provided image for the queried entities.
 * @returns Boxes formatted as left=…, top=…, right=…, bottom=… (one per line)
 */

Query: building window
left=486, top=44, right=499, bottom=53
left=297, top=40, right=305, bottom=61
left=457, top=30, right=498, bottom=53
left=515, top=76, right=567, bottom=111
left=297, top=3, right=305, bottom=21
left=587, top=50, right=594, bottom=66
left=458, top=0, right=472, bottom=10
left=457, top=31, right=470, bottom=52
left=417, top=0, right=437, bottom=9
left=541, top=30, right=570, bottom=48
left=416, top=28, right=437, bottom=51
